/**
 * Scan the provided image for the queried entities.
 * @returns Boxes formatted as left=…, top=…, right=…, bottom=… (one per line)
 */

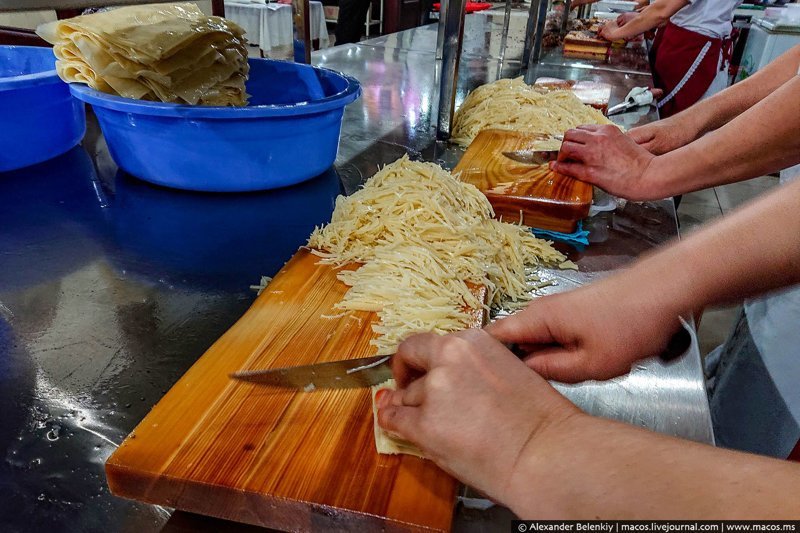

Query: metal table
left=0, top=16, right=712, bottom=533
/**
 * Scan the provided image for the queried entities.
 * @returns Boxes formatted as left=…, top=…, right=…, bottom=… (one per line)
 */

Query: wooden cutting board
left=106, top=248, right=486, bottom=532
left=455, top=129, right=592, bottom=233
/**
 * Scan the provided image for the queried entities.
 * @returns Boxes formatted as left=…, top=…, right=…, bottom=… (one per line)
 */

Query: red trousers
left=649, top=22, right=723, bottom=118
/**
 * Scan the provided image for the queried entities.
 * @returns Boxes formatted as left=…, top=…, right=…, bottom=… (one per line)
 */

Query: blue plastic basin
left=70, top=58, right=361, bottom=192
left=0, top=46, right=86, bottom=172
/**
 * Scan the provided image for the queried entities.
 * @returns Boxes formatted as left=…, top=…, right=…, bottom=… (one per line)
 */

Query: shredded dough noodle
left=308, top=155, right=567, bottom=355
left=451, top=77, right=614, bottom=146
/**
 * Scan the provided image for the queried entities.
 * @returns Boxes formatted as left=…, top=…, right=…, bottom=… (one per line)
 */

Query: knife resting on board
left=229, top=326, right=692, bottom=390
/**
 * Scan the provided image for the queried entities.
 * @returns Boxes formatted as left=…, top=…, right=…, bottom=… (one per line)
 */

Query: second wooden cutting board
left=455, top=129, right=592, bottom=233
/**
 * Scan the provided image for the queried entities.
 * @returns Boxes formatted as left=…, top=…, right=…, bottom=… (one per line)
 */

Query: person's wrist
left=629, top=152, right=660, bottom=201
left=501, top=409, right=588, bottom=517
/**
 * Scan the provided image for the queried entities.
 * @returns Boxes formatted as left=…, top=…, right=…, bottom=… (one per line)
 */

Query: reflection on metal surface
left=366, top=12, right=532, bottom=63
left=0, top=144, right=340, bottom=531
left=554, top=321, right=713, bottom=444
left=539, top=39, right=653, bottom=75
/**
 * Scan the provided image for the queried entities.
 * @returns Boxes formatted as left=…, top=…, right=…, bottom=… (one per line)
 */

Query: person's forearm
left=612, top=0, right=684, bottom=40
left=665, top=45, right=800, bottom=142
left=507, top=412, right=800, bottom=518
left=644, top=75, right=800, bottom=197
left=607, top=177, right=800, bottom=319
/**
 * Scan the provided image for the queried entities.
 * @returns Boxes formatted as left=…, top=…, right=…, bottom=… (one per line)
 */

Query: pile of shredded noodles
left=307, top=155, right=568, bottom=354
left=451, top=77, right=614, bottom=146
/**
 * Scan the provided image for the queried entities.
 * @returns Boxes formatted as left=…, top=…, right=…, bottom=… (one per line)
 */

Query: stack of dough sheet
left=37, top=3, right=249, bottom=106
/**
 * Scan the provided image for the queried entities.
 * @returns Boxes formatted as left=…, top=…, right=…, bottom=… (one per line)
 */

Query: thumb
left=485, top=306, right=558, bottom=346
left=377, top=402, right=419, bottom=442
left=550, top=161, right=596, bottom=184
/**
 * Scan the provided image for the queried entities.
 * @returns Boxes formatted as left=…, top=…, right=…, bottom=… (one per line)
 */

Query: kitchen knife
left=230, top=354, right=392, bottom=390
left=231, top=326, right=692, bottom=390
left=501, top=149, right=559, bottom=165
left=501, top=134, right=563, bottom=165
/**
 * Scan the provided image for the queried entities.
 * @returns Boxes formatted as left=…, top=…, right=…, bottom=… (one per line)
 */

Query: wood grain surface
left=455, top=129, right=592, bottom=233
left=106, top=248, right=485, bottom=532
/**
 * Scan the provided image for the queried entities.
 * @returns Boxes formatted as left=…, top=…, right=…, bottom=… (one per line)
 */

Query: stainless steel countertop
left=0, top=16, right=712, bottom=533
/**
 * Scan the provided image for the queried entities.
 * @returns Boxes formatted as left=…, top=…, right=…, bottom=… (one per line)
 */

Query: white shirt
left=670, top=0, right=743, bottom=39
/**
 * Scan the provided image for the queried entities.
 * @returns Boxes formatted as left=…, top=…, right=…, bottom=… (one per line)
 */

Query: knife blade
left=230, top=354, right=392, bottom=390
left=230, top=326, right=692, bottom=391
left=502, top=149, right=559, bottom=165
left=501, top=134, right=563, bottom=165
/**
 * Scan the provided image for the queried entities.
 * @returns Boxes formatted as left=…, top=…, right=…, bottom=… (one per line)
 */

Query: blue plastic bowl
left=0, top=46, right=86, bottom=172
left=70, top=58, right=361, bottom=192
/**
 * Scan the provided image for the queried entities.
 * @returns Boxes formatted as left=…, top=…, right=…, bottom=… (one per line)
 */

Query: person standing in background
left=599, top=0, right=743, bottom=117
left=335, top=0, right=371, bottom=44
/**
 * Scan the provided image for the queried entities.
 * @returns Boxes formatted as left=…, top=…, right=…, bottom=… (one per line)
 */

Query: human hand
left=549, top=124, right=657, bottom=201
left=599, top=20, right=622, bottom=41
left=377, top=329, right=580, bottom=505
left=484, top=279, right=684, bottom=383
left=627, top=117, right=702, bottom=156
left=616, top=12, right=638, bottom=27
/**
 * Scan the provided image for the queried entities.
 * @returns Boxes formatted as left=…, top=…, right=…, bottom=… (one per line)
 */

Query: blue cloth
left=706, top=308, right=800, bottom=459
left=531, top=219, right=590, bottom=246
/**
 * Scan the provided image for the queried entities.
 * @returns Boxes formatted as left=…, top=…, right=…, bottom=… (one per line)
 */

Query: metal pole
left=560, top=0, right=572, bottom=36
left=496, top=0, right=513, bottom=79
left=522, top=0, right=548, bottom=76
left=292, top=0, right=312, bottom=64
left=436, top=0, right=468, bottom=140
left=435, top=0, right=448, bottom=60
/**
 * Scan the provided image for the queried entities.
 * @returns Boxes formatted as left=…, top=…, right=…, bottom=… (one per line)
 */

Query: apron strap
left=657, top=40, right=712, bottom=109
